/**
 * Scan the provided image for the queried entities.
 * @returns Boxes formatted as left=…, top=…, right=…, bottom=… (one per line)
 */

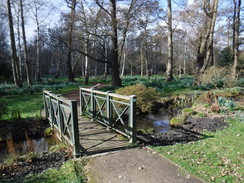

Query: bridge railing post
left=106, top=91, right=112, bottom=127
left=90, top=89, right=96, bottom=120
left=129, top=95, right=137, bottom=143
left=79, top=87, right=83, bottom=116
left=43, top=92, right=46, bottom=118
left=57, top=95, right=63, bottom=139
left=70, top=100, right=81, bottom=157
left=49, top=91, right=54, bottom=128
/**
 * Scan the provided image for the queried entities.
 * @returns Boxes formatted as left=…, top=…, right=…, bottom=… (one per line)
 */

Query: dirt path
left=84, top=147, right=205, bottom=183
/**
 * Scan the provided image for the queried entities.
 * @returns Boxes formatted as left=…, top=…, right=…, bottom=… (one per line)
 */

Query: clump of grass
left=170, top=115, right=186, bottom=126
left=23, top=159, right=85, bottom=183
left=196, top=113, right=207, bottom=117
left=44, top=127, right=54, bottom=137
left=49, top=142, right=67, bottom=152
left=182, top=108, right=195, bottom=116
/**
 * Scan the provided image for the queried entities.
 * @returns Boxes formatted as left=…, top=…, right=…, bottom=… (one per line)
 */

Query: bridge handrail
left=43, top=90, right=80, bottom=157
left=79, top=87, right=137, bottom=143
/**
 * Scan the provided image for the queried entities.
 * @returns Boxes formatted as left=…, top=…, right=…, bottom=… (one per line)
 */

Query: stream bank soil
left=0, top=150, right=71, bottom=181
left=138, top=116, right=227, bottom=146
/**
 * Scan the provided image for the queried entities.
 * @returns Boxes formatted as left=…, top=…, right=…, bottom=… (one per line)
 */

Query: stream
left=0, top=136, right=58, bottom=164
left=137, top=102, right=193, bottom=133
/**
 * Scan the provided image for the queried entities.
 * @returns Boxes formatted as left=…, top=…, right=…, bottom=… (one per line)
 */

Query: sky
left=24, top=0, right=170, bottom=39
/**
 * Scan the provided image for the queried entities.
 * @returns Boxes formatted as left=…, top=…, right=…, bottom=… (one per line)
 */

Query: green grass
left=152, top=118, right=244, bottom=183
left=0, top=83, right=87, bottom=120
left=24, top=160, right=85, bottom=183
left=0, top=94, right=43, bottom=120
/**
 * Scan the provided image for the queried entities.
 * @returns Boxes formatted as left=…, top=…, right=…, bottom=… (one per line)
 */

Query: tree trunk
left=7, top=0, right=22, bottom=88
left=104, top=45, right=108, bottom=78
left=194, top=0, right=219, bottom=85
left=110, top=0, right=121, bottom=87
left=145, top=42, right=149, bottom=77
left=140, top=41, right=144, bottom=76
left=200, top=0, right=218, bottom=74
left=84, top=40, right=89, bottom=85
left=67, top=0, right=77, bottom=82
left=121, top=51, right=125, bottom=77
left=20, top=0, right=32, bottom=85
left=232, top=0, right=241, bottom=79
left=16, top=8, right=22, bottom=82
left=35, top=12, right=41, bottom=81
left=166, top=0, right=174, bottom=82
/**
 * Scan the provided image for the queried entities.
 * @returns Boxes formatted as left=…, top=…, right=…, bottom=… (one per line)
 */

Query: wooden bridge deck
left=78, top=116, right=129, bottom=155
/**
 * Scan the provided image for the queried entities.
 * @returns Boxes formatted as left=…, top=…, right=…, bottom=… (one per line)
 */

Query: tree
left=193, top=0, right=219, bottom=84
left=7, top=0, right=22, bottom=88
left=232, top=0, right=241, bottom=79
left=166, top=0, right=174, bottom=81
left=0, top=18, right=11, bottom=80
left=136, top=0, right=160, bottom=77
left=29, top=0, right=53, bottom=81
left=95, top=0, right=138, bottom=86
left=217, top=47, right=233, bottom=66
left=66, top=0, right=77, bottom=82
left=20, top=0, right=32, bottom=85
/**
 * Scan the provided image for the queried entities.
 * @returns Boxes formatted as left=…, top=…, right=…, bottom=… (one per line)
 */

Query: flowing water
left=0, top=136, right=58, bottom=163
left=137, top=102, right=193, bottom=133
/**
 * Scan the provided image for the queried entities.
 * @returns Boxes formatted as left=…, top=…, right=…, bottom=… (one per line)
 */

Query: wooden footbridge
left=43, top=88, right=137, bottom=157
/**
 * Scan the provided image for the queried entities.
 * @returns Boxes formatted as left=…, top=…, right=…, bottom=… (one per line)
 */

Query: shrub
left=200, top=66, right=237, bottom=88
left=115, top=84, right=160, bottom=113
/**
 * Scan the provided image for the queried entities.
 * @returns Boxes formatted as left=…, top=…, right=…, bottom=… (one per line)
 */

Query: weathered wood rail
left=79, top=87, right=137, bottom=143
left=43, top=90, right=81, bottom=157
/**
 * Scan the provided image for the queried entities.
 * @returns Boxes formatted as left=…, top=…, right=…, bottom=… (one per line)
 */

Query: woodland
left=0, top=0, right=243, bottom=87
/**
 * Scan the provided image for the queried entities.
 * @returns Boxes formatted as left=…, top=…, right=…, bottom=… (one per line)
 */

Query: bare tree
left=20, top=0, right=32, bottom=85
left=66, top=0, right=77, bottom=82
left=7, top=0, right=22, bottom=88
left=232, top=0, right=241, bottom=79
left=166, top=0, right=174, bottom=81
left=96, top=0, right=138, bottom=86
left=194, top=0, right=218, bottom=84
left=29, top=0, right=53, bottom=81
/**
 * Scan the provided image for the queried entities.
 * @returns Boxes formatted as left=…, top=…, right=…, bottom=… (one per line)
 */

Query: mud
left=0, top=151, right=71, bottom=181
left=138, top=116, right=227, bottom=146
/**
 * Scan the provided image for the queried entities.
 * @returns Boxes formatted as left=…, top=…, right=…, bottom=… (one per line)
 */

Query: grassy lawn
left=1, top=94, right=43, bottom=120
left=0, top=84, right=87, bottom=120
left=152, top=118, right=244, bottom=183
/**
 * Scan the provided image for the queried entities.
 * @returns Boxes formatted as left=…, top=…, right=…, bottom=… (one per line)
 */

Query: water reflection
left=137, top=102, right=192, bottom=133
left=0, top=136, right=57, bottom=163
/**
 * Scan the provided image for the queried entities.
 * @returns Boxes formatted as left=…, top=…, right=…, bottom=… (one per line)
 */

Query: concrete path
left=85, top=147, right=205, bottom=183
